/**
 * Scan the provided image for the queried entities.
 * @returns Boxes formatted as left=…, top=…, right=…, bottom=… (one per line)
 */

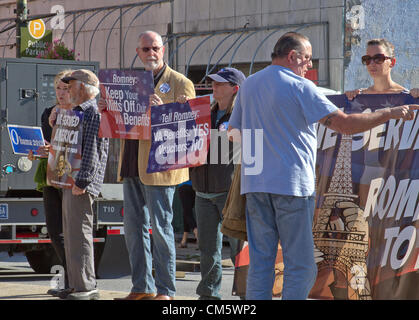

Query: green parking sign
left=20, top=19, right=52, bottom=58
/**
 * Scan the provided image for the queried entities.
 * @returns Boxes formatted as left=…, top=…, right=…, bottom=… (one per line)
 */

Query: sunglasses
left=139, top=46, right=161, bottom=53
left=361, top=53, right=392, bottom=65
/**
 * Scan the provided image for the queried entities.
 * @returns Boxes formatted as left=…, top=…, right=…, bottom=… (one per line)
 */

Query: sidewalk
left=0, top=236, right=235, bottom=300
left=0, top=282, right=195, bottom=300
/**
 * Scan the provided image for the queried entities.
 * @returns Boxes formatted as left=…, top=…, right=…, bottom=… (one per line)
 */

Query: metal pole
left=15, top=0, right=28, bottom=58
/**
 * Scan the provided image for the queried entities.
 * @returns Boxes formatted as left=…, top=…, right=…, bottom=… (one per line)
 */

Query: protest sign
left=232, top=93, right=419, bottom=299
left=147, top=96, right=211, bottom=173
left=7, top=125, right=45, bottom=155
left=47, top=108, right=83, bottom=189
left=98, top=69, right=154, bottom=140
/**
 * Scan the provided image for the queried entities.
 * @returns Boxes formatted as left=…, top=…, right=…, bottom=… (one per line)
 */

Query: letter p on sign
left=28, top=19, right=46, bottom=39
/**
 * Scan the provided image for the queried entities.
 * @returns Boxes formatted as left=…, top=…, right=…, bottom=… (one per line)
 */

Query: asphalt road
left=0, top=235, right=241, bottom=300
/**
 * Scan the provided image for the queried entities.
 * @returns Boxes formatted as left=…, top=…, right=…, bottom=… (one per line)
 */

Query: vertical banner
left=98, top=69, right=154, bottom=140
left=232, top=93, right=419, bottom=299
left=47, top=108, right=83, bottom=189
left=147, top=96, right=211, bottom=173
left=311, top=93, right=419, bottom=300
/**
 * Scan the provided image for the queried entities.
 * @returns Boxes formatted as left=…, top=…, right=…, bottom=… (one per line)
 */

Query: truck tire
left=25, top=247, right=62, bottom=274
left=25, top=230, right=107, bottom=275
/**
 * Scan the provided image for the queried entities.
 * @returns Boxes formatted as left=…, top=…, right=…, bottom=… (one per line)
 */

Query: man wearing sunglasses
left=116, top=30, right=195, bottom=300
left=228, top=32, right=419, bottom=300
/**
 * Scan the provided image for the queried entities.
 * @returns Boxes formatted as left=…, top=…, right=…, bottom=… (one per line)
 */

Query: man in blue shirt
left=228, top=32, right=418, bottom=300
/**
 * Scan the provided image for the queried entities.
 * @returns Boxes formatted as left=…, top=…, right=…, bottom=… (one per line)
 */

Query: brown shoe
left=114, top=292, right=156, bottom=300
left=153, top=294, right=174, bottom=300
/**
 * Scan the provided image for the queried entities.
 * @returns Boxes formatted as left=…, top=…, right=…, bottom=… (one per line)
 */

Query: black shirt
left=41, top=106, right=55, bottom=143
left=119, top=64, right=167, bottom=178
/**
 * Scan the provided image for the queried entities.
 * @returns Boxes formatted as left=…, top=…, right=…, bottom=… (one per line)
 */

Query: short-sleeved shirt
left=229, top=65, right=338, bottom=196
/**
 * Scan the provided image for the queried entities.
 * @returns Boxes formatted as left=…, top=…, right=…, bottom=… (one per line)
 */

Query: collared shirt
left=73, top=98, right=109, bottom=197
left=229, top=65, right=338, bottom=196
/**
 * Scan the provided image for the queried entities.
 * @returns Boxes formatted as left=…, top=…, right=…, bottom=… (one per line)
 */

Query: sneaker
left=66, top=289, right=100, bottom=300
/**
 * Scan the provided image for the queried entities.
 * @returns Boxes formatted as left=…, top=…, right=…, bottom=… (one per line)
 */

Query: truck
left=0, top=57, right=124, bottom=273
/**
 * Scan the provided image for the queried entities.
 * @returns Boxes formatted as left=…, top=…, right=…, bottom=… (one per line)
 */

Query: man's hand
left=149, top=94, right=163, bottom=106
left=344, top=88, right=364, bottom=100
left=176, top=95, right=189, bottom=104
left=72, top=184, right=86, bottom=196
left=410, top=88, right=419, bottom=98
left=388, top=104, right=419, bottom=121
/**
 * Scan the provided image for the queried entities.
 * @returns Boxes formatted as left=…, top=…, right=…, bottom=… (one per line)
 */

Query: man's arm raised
left=320, top=104, right=419, bottom=135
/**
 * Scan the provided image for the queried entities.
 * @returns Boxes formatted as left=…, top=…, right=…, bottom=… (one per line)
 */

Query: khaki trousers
left=62, top=188, right=96, bottom=292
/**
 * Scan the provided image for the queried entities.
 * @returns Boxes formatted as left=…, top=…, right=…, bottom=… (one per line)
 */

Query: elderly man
left=228, top=32, right=418, bottom=300
left=115, top=31, right=195, bottom=300
left=58, top=69, right=109, bottom=300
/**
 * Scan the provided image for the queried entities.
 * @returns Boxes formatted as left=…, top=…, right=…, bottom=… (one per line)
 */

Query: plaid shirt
left=74, top=99, right=109, bottom=197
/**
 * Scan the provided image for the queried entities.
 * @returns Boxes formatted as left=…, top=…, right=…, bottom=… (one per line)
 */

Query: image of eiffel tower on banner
left=310, top=93, right=419, bottom=300
left=311, top=132, right=371, bottom=300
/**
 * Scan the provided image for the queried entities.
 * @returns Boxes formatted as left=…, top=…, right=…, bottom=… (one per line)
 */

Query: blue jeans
left=122, top=177, right=176, bottom=296
left=195, top=193, right=240, bottom=300
left=245, top=193, right=317, bottom=300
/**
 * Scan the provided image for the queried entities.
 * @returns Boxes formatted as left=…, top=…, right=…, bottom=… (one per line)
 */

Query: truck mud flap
left=96, top=231, right=131, bottom=279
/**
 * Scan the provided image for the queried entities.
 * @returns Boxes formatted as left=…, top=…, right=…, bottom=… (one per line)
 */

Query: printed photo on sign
left=98, top=69, right=154, bottom=140
left=147, top=96, right=211, bottom=173
left=47, top=108, right=83, bottom=189
left=7, top=125, right=45, bottom=155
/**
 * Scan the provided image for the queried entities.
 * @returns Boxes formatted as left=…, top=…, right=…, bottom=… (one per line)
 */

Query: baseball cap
left=61, top=69, right=99, bottom=88
left=206, top=67, right=246, bottom=86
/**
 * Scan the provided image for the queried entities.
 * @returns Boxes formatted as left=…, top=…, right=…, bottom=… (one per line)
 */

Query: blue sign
left=0, top=203, right=8, bottom=219
left=7, top=124, right=45, bottom=155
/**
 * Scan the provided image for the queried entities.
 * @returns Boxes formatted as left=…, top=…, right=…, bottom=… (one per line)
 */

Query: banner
left=232, top=93, right=419, bottom=299
left=98, top=69, right=154, bottom=140
left=47, top=109, right=83, bottom=189
left=7, top=125, right=45, bottom=155
left=147, top=96, right=211, bottom=173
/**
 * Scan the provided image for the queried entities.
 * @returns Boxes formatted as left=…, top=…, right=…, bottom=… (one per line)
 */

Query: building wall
left=0, top=0, right=347, bottom=91
left=344, top=0, right=419, bottom=91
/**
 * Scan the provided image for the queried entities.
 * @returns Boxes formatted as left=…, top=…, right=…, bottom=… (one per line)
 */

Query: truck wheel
left=25, top=247, right=61, bottom=274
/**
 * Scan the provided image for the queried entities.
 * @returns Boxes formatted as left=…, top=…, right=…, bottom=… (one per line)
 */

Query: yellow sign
left=28, top=19, right=46, bottom=40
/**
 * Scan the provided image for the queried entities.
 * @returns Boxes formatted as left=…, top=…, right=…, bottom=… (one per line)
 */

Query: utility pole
left=15, top=0, right=28, bottom=58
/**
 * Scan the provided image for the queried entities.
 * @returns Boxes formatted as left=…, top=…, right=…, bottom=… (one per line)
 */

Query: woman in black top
left=29, top=69, right=73, bottom=295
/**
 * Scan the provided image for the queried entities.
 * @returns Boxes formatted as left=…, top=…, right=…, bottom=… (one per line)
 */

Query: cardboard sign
left=7, top=124, right=45, bottom=155
left=98, top=69, right=154, bottom=140
left=46, top=108, right=83, bottom=189
left=147, top=96, right=211, bottom=173
left=232, top=93, right=419, bottom=300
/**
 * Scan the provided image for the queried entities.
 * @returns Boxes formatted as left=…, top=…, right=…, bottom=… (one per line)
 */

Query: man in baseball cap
left=56, top=67, right=108, bottom=300
left=61, top=69, right=99, bottom=88
left=206, top=67, right=246, bottom=86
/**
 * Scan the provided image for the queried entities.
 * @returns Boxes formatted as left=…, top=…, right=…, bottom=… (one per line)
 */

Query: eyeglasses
left=139, top=46, right=161, bottom=53
left=361, top=53, right=392, bottom=65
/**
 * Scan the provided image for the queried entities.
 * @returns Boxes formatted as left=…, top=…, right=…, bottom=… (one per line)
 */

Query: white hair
left=138, top=30, right=163, bottom=46
left=76, top=80, right=100, bottom=98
